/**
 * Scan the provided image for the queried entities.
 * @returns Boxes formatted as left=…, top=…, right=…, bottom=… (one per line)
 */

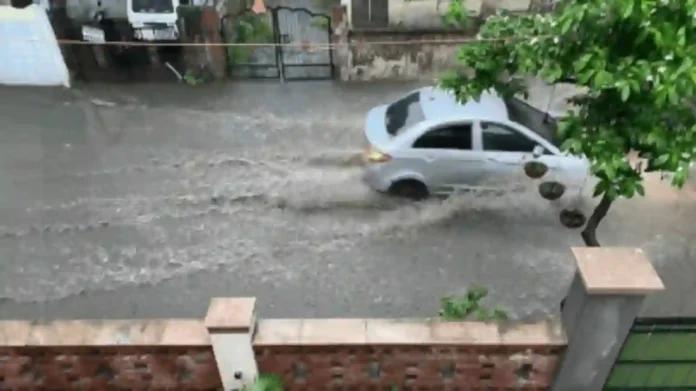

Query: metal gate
left=604, top=318, right=696, bottom=390
left=221, top=6, right=333, bottom=81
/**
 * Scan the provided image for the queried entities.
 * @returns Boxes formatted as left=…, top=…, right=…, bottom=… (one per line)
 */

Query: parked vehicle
left=361, top=87, right=590, bottom=199
left=67, top=0, right=180, bottom=42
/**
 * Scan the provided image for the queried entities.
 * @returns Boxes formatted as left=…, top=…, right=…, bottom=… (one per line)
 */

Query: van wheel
left=389, top=180, right=429, bottom=201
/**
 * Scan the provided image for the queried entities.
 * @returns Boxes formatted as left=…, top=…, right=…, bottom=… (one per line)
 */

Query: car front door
left=410, top=122, right=486, bottom=195
left=478, top=121, right=564, bottom=188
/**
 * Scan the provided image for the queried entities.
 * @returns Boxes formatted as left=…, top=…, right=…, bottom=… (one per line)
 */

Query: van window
left=385, top=92, right=425, bottom=136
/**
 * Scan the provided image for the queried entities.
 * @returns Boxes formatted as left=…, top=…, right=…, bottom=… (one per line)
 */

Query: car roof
left=418, top=87, right=509, bottom=121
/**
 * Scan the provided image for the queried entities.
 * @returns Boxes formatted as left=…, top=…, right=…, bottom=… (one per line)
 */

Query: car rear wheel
left=389, top=180, right=429, bottom=201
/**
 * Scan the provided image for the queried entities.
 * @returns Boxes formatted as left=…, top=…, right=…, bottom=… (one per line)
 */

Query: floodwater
left=0, top=81, right=694, bottom=320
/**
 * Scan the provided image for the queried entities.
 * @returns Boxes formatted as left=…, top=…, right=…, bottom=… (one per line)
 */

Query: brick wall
left=0, top=248, right=666, bottom=391
left=252, top=319, right=566, bottom=390
left=0, top=320, right=222, bottom=390
left=0, top=317, right=565, bottom=390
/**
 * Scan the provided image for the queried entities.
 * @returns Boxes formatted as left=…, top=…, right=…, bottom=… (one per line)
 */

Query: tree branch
left=580, top=194, right=613, bottom=247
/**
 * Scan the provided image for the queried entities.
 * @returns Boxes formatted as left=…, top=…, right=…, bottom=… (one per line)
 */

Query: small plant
left=439, top=285, right=508, bottom=322
left=241, top=373, right=284, bottom=391
left=183, top=69, right=209, bottom=86
left=538, top=181, right=566, bottom=201
left=226, top=12, right=274, bottom=66
left=523, top=161, right=549, bottom=179
left=441, top=0, right=470, bottom=29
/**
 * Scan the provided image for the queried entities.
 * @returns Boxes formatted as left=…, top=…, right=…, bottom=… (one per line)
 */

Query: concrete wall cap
left=572, top=247, right=665, bottom=295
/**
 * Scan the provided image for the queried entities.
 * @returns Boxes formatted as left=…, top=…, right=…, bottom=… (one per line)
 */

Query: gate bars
left=220, top=6, right=334, bottom=81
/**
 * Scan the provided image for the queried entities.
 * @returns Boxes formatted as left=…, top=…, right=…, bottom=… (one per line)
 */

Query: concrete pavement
left=0, top=81, right=695, bottom=321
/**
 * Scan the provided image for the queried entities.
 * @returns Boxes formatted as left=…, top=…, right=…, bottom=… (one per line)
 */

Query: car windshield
left=385, top=91, right=425, bottom=136
left=504, top=97, right=560, bottom=147
left=132, top=0, right=174, bottom=13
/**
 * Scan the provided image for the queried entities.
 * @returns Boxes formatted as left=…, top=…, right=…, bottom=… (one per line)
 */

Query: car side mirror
left=532, top=145, right=545, bottom=158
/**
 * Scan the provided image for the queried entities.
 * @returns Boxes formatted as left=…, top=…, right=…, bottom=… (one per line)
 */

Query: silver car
left=361, top=87, right=590, bottom=199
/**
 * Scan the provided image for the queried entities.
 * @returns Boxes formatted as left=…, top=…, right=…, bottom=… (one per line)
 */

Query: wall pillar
left=330, top=5, right=351, bottom=81
left=205, top=297, right=259, bottom=391
left=551, top=247, right=665, bottom=391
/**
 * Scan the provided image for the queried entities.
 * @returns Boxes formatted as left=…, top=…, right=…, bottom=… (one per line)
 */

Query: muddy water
left=0, top=82, right=598, bottom=319
left=0, top=145, right=588, bottom=303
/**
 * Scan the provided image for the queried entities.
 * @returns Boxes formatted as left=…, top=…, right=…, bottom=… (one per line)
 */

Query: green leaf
left=560, top=16, right=573, bottom=34
left=575, top=54, right=593, bottom=73
left=672, top=169, right=687, bottom=188
left=636, top=183, right=646, bottom=196
left=678, top=27, right=686, bottom=46
left=620, top=84, right=630, bottom=101
left=654, top=154, right=670, bottom=166
left=668, top=87, right=680, bottom=106
left=594, top=70, right=613, bottom=88
left=621, top=0, right=634, bottom=18
left=593, top=180, right=609, bottom=197
left=619, top=180, right=636, bottom=198
left=578, top=70, right=595, bottom=84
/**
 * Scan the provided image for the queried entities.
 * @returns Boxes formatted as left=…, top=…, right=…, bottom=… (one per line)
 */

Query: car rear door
left=478, top=121, right=565, bottom=187
left=409, top=121, right=486, bottom=194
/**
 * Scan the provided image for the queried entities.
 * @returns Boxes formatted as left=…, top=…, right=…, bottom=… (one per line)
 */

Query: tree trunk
left=581, top=193, right=614, bottom=247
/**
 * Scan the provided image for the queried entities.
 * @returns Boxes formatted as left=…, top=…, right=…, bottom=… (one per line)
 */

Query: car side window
left=481, top=122, right=538, bottom=153
left=412, top=124, right=473, bottom=150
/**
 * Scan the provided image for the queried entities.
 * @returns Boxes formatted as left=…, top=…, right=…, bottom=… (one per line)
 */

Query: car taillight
left=363, top=146, right=391, bottom=163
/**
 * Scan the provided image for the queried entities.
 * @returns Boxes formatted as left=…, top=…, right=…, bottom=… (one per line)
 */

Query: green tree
left=440, top=0, right=696, bottom=246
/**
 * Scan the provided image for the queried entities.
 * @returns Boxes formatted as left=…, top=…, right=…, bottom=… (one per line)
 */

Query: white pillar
left=205, top=297, right=259, bottom=391
left=551, top=248, right=665, bottom=391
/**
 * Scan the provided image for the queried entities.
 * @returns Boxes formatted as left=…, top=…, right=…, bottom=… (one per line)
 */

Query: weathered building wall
left=179, top=6, right=227, bottom=81
left=388, top=0, right=484, bottom=28
left=333, top=0, right=555, bottom=81
left=343, top=0, right=552, bottom=29
left=337, top=28, right=479, bottom=81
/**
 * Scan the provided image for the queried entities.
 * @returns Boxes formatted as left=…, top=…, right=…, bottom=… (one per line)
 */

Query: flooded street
left=1, top=81, right=695, bottom=320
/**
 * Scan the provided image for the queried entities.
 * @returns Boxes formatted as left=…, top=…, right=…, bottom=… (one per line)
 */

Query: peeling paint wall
left=388, top=0, right=483, bottom=28
left=334, top=0, right=555, bottom=81
left=342, top=0, right=549, bottom=28
left=337, top=29, right=478, bottom=81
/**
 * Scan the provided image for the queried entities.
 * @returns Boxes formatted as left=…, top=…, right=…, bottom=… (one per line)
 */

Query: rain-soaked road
left=1, top=81, right=695, bottom=320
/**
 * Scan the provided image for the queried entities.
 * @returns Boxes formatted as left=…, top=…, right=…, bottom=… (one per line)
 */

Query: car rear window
left=504, top=97, right=560, bottom=147
left=385, top=92, right=425, bottom=136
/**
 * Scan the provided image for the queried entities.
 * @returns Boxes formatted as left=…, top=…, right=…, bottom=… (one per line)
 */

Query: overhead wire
left=0, top=34, right=554, bottom=48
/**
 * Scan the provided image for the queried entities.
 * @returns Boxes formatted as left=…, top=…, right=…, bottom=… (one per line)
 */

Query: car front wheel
left=389, top=179, right=429, bottom=201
